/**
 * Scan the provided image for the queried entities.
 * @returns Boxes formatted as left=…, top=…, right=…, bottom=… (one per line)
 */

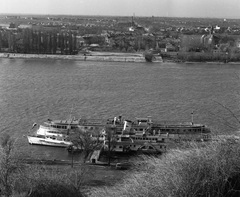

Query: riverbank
left=163, top=59, right=240, bottom=64
left=0, top=52, right=163, bottom=63
left=4, top=52, right=240, bottom=64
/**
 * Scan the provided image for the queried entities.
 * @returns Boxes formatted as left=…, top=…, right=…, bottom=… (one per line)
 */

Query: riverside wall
left=0, top=53, right=163, bottom=63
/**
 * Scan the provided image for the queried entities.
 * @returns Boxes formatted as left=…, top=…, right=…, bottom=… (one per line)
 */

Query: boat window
left=119, top=146, right=122, bottom=148
left=84, top=127, right=88, bottom=129
left=149, top=146, right=153, bottom=149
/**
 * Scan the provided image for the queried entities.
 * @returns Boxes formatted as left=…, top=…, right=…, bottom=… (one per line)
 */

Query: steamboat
left=103, top=116, right=211, bottom=153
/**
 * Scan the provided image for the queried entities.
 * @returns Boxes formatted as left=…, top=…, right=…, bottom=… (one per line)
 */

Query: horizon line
left=0, top=13, right=239, bottom=20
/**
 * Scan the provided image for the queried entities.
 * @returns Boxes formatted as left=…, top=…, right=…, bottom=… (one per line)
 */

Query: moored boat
left=27, top=118, right=106, bottom=148
left=102, top=116, right=211, bottom=153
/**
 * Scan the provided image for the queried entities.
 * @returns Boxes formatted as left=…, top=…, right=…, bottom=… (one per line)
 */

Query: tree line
left=0, top=29, right=78, bottom=54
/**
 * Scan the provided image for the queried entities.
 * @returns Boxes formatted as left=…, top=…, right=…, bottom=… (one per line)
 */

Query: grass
left=89, top=135, right=240, bottom=197
left=0, top=157, right=126, bottom=196
left=12, top=163, right=126, bottom=196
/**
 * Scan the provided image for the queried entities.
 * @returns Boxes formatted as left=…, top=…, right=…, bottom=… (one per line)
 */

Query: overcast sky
left=0, top=0, right=240, bottom=18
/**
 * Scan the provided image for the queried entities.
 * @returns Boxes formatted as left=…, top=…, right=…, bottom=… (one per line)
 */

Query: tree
left=37, top=31, right=42, bottom=54
left=68, top=129, right=102, bottom=163
left=0, top=134, right=25, bottom=197
left=52, top=33, right=57, bottom=54
left=144, top=50, right=154, bottom=62
left=104, top=125, right=118, bottom=165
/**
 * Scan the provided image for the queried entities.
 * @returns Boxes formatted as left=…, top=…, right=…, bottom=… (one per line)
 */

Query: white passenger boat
left=27, top=119, right=75, bottom=147
left=27, top=118, right=106, bottom=147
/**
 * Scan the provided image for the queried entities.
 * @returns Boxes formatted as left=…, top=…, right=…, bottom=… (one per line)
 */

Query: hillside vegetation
left=90, top=135, right=240, bottom=197
left=1, top=134, right=240, bottom=196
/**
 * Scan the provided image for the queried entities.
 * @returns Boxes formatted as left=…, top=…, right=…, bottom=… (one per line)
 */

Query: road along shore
left=0, top=53, right=163, bottom=63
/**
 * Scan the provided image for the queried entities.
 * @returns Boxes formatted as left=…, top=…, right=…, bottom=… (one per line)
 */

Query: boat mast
left=191, top=110, right=194, bottom=125
left=69, top=104, right=74, bottom=121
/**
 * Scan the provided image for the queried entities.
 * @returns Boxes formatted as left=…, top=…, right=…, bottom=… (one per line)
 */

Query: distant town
left=1, top=14, right=240, bottom=61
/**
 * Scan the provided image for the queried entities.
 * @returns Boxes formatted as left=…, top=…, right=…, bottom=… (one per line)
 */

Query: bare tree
left=104, top=125, right=118, bottom=165
left=0, top=134, right=25, bottom=197
left=68, top=129, right=102, bottom=163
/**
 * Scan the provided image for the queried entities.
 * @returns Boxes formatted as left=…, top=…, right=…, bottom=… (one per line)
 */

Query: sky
left=0, top=0, right=240, bottom=19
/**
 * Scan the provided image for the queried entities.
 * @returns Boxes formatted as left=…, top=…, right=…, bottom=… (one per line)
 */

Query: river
left=0, top=58, right=239, bottom=160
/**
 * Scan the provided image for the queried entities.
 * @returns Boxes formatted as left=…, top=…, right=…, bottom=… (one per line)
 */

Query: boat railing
left=78, top=119, right=107, bottom=126
left=39, top=124, right=70, bottom=131
left=152, top=121, right=205, bottom=127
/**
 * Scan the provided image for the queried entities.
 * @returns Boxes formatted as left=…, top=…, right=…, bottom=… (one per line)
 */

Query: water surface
left=0, top=59, right=239, bottom=160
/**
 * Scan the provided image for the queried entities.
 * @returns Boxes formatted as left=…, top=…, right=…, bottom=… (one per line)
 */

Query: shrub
left=144, top=51, right=154, bottom=62
left=24, top=165, right=88, bottom=197
left=28, top=180, right=82, bottom=197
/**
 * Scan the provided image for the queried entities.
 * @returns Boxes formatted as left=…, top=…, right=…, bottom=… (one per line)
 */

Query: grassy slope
left=89, top=135, right=240, bottom=197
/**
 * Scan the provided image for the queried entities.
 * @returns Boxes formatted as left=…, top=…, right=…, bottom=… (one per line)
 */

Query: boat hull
left=27, top=135, right=72, bottom=148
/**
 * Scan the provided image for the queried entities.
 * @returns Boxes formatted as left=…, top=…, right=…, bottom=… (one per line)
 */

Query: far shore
left=0, top=52, right=163, bottom=63
left=1, top=52, right=240, bottom=64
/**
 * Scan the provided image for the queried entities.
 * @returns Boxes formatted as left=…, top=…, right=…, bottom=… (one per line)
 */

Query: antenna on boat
left=191, top=110, right=194, bottom=125
left=69, top=104, right=74, bottom=121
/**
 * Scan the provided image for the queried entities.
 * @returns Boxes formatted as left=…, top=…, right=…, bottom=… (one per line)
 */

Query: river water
left=0, top=58, right=240, bottom=160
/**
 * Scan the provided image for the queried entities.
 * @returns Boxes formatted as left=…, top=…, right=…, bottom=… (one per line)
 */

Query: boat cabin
left=44, top=119, right=79, bottom=130
left=135, top=117, right=152, bottom=126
